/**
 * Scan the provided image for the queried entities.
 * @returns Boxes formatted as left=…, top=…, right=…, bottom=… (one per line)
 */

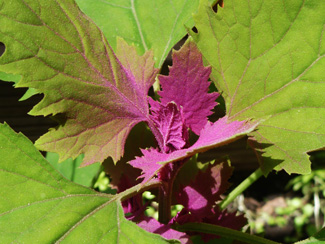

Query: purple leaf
left=24, top=24, right=158, bottom=165
left=177, top=162, right=233, bottom=216
left=149, top=98, right=188, bottom=153
left=138, top=217, right=192, bottom=244
left=129, top=148, right=167, bottom=184
left=130, top=117, right=259, bottom=184
left=174, top=207, right=247, bottom=242
left=158, top=40, right=219, bottom=135
left=201, top=207, right=247, bottom=242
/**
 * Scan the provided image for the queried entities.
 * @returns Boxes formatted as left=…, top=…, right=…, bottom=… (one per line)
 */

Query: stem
left=158, top=161, right=185, bottom=224
left=158, top=182, right=172, bottom=224
left=118, top=180, right=161, bottom=202
left=314, top=177, right=321, bottom=230
left=174, top=222, right=281, bottom=244
left=220, top=168, right=263, bottom=210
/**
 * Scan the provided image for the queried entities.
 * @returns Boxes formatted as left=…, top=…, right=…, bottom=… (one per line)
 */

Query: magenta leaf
left=130, top=117, right=259, bottom=184
left=175, top=207, right=247, bottom=242
left=149, top=98, right=188, bottom=153
left=158, top=40, right=219, bottom=135
left=138, top=217, right=191, bottom=244
left=200, top=208, right=247, bottom=242
left=177, top=162, right=233, bottom=216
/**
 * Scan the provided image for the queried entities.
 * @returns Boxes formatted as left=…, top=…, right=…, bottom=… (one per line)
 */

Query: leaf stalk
left=219, top=168, right=263, bottom=210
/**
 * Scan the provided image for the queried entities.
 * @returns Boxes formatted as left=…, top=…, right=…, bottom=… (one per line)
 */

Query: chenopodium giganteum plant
left=0, top=0, right=324, bottom=243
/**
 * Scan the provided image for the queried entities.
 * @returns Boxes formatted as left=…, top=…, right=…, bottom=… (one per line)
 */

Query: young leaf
left=75, top=0, right=218, bottom=68
left=158, top=40, right=219, bottom=135
left=193, top=0, right=325, bottom=174
left=0, top=123, right=177, bottom=244
left=130, top=117, right=258, bottom=184
left=149, top=99, right=187, bottom=153
left=0, top=0, right=158, bottom=165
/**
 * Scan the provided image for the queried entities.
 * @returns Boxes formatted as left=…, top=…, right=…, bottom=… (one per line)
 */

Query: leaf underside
left=193, top=0, right=325, bottom=174
left=0, top=0, right=158, bottom=165
left=130, top=117, right=258, bottom=184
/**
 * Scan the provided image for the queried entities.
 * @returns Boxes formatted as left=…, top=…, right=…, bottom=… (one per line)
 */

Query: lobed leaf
left=0, top=123, right=178, bottom=244
left=0, top=0, right=158, bottom=165
left=193, top=0, right=325, bottom=174
left=158, top=40, right=219, bottom=135
left=176, top=162, right=233, bottom=216
left=130, top=117, right=258, bottom=184
left=149, top=99, right=187, bottom=153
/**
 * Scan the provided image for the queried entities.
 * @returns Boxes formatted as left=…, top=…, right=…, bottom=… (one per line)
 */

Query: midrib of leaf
left=157, top=0, right=187, bottom=68
left=131, top=0, right=148, bottom=51
left=129, top=0, right=190, bottom=68
left=0, top=194, right=109, bottom=218
left=229, top=53, right=325, bottom=120
left=54, top=180, right=161, bottom=243
left=2, top=0, right=150, bottom=121
left=54, top=0, right=150, bottom=118
left=54, top=196, right=116, bottom=243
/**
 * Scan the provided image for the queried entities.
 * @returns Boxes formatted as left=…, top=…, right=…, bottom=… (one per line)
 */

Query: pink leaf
left=130, top=117, right=259, bottom=184
left=158, top=40, right=219, bottom=135
left=149, top=98, right=188, bottom=153
left=137, top=217, right=192, bottom=244
left=177, top=162, right=233, bottom=216
left=174, top=207, right=247, bottom=242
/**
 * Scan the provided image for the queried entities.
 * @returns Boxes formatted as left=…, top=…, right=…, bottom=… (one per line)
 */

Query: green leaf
left=46, top=152, right=101, bottom=187
left=0, top=123, right=177, bottom=243
left=0, top=71, right=20, bottom=83
left=75, top=0, right=218, bottom=68
left=295, top=227, right=325, bottom=244
left=0, top=71, right=37, bottom=101
left=0, top=0, right=158, bottom=165
left=192, top=0, right=325, bottom=174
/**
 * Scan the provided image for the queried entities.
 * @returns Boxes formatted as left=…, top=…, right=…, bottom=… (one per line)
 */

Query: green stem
left=220, top=168, right=263, bottom=210
left=118, top=180, right=161, bottom=202
left=174, top=222, right=281, bottom=244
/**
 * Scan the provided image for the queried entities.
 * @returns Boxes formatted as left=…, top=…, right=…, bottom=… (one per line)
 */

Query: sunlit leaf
left=75, top=0, right=218, bottom=68
left=0, top=123, right=178, bottom=243
left=0, top=0, right=158, bottom=165
left=130, top=117, right=258, bottom=184
left=193, top=0, right=325, bottom=174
